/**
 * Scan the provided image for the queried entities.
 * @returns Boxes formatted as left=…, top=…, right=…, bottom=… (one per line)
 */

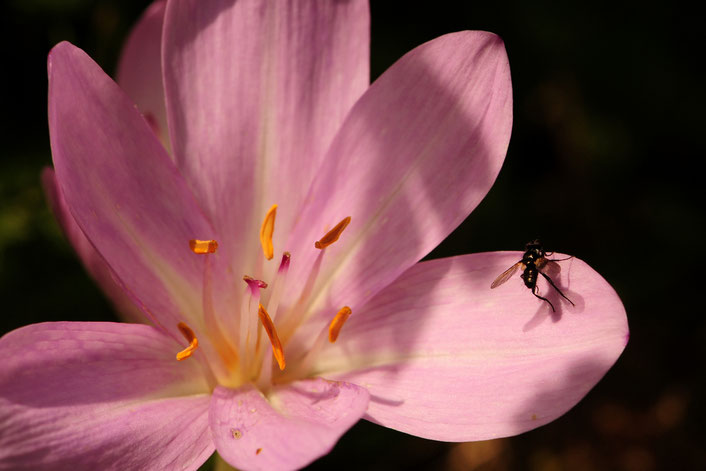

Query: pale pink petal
left=284, top=31, right=513, bottom=322
left=314, top=253, right=628, bottom=441
left=41, top=168, right=144, bottom=324
left=0, top=322, right=213, bottom=470
left=210, top=378, right=369, bottom=471
left=48, top=41, right=220, bottom=334
left=116, top=0, right=168, bottom=149
left=163, top=0, right=370, bottom=266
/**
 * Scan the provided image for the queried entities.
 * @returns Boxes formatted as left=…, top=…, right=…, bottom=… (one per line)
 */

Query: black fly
left=491, top=240, right=575, bottom=312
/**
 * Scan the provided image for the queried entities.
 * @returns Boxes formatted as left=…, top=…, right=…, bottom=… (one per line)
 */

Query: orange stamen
left=315, top=216, right=351, bottom=249
left=259, top=204, right=278, bottom=260
left=258, top=304, right=286, bottom=370
left=189, top=239, right=218, bottom=254
left=328, top=306, right=352, bottom=343
left=176, top=322, right=198, bottom=361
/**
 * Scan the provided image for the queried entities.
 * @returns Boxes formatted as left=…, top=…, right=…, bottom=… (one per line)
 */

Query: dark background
left=1, top=1, right=703, bottom=469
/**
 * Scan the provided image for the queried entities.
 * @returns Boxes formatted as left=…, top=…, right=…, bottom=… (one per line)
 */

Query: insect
left=491, top=240, right=575, bottom=312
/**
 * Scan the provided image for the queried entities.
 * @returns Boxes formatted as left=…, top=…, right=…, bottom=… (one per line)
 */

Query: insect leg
left=532, top=285, right=556, bottom=312
left=540, top=271, right=575, bottom=306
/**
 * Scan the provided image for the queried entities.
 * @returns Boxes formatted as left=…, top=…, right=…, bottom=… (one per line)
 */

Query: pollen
left=176, top=322, right=198, bottom=361
left=328, top=306, right=352, bottom=343
left=258, top=304, right=286, bottom=370
left=315, top=216, right=351, bottom=249
left=189, top=239, right=218, bottom=254
left=259, top=204, right=278, bottom=260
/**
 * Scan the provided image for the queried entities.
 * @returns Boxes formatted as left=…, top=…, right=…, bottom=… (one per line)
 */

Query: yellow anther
left=258, top=304, right=286, bottom=370
left=315, top=216, right=351, bottom=249
left=189, top=239, right=218, bottom=254
left=176, top=322, right=198, bottom=361
left=328, top=306, right=352, bottom=343
left=259, top=204, right=278, bottom=260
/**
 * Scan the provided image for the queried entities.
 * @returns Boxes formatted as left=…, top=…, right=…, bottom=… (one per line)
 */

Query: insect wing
left=539, top=260, right=562, bottom=280
left=491, top=262, right=521, bottom=289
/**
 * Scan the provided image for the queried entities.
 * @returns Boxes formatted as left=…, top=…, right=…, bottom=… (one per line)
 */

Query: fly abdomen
left=523, top=266, right=537, bottom=289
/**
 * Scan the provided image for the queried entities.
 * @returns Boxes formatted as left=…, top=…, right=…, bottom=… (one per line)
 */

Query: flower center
left=179, top=207, right=353, bottom=391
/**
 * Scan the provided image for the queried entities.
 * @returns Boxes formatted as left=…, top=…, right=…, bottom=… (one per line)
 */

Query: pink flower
left=0, top=1, right=628, bottom=470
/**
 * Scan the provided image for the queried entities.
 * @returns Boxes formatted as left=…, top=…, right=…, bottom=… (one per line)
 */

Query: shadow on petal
left=523, top=257, right=587, bottom=331
left=303, top=32, right=512, bottom=374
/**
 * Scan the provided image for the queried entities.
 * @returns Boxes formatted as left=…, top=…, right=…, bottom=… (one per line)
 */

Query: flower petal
left=210, top=378, right=369, bottom=471
left=41, top=168, right=144, bottom=323
left=48, top=41, right=218, bottom=333
left=315, top=253, right=628, bottom=441
left=162, top=0, right=370, bottom=265
left=0, top=322, right=213, bottom=470
left=284, top=31, right=513, bottom=321
left=116, top=0, right=169, bottom=149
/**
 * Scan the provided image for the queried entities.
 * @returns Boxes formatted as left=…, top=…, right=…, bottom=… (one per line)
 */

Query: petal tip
left=47, top=40, right=75, bottom=65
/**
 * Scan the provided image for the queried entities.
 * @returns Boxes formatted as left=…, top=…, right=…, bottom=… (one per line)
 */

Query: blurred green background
left=1, top=1, right=703, bottom=469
